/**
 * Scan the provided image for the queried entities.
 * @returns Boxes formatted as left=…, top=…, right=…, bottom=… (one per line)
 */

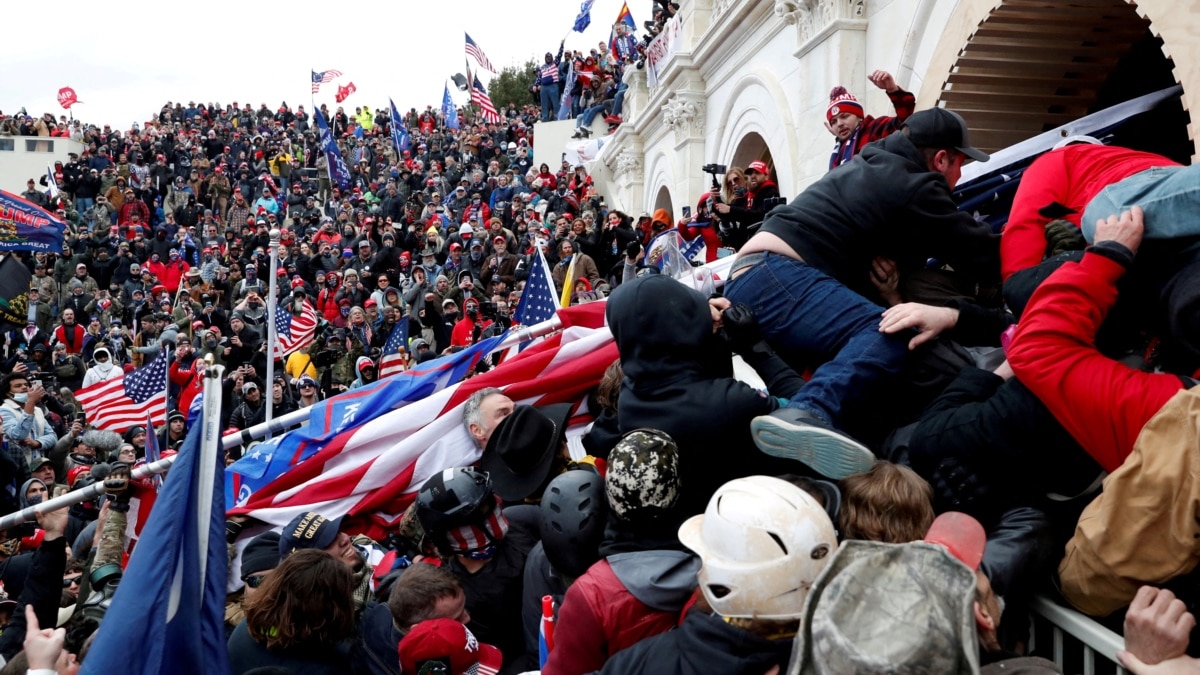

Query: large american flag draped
left=228, top=303, right=613, bottom=541
left=273, top=299, right=318, bottom=357
left=464, top=33, right=497, bottom=74
left=311, top=69, right=342, bottom=94
left=378, top=320, right=410, bottom=379
left=75, top=349, right=168, bottom=433
left=471, top=74, right=502, bottom=124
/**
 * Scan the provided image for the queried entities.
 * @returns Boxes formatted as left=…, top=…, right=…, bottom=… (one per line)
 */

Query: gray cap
left=790, top=541, right=980, bottom=675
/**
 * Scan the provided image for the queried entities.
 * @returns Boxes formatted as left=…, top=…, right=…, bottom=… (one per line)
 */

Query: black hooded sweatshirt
left=607, top=275, right=807, bottom=514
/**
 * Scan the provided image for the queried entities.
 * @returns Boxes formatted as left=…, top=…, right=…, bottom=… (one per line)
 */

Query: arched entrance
left=730, top=132, right=779, bottom=183
left=652, top=185, right=674, bottom=218
left=933, top=0, right=1192, bottom=162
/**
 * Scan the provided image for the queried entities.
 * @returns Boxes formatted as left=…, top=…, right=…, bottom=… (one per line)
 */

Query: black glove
left=1044, top=219, right=1086, bottom=258
left=720, top=303, right=771, bottom=357
left=104, top=462, right=133, bottom=512
left=625, top=241, right=641, bottom=259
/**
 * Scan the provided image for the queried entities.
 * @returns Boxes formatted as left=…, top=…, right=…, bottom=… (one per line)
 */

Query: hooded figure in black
left=606, top=275, right=808, bottom=513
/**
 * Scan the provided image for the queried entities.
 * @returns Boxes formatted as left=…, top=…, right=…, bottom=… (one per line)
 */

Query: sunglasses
left=299, top=383, right=316, bottom=389
left=243, top=574, right=267, bottom=589
left=63, top=576, right=82, bottom=588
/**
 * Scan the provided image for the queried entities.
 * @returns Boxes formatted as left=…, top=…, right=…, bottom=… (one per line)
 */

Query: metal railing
left=1030, top=595, right=1126, bottom=675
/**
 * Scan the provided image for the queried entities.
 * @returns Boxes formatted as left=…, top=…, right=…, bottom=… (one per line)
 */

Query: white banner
left=645, top=15, right=683, bottom=89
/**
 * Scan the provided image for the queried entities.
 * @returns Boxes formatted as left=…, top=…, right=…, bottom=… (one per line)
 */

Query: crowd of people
left=3, top=5, right=1200, bottom=672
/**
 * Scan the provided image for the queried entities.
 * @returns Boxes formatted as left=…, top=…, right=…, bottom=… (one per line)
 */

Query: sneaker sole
left=751, top=415, right=877, bottom=480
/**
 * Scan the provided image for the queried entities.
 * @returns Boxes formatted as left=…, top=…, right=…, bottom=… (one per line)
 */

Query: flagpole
left=197, top=359, right=224, bottom=585
left=265, top=228, right=281, bottom=426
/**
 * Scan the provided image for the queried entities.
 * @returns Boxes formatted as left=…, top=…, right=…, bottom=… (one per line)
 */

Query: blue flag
left=389, top=98, right=411, bottom=155
left=80, top=404, right=229, bottom=675
left=442, top=84, right=460, bottom=130
left=515, top=248, right=560, bottom=327
left=314, top=109, right=352, bottom=191
left=0, top=189, right=66, bottom=253
left=226, top=332, right=506, bottom=506
left=557, top=61, right=577, bottom=121
left=573, top=0, right=595, bottom=32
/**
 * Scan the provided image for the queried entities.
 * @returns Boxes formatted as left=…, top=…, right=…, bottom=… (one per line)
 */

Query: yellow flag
left=559, top=255, right=577, bottom=307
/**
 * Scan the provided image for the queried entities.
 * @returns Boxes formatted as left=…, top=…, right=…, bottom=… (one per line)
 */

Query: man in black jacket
left=725, top=108, right=999, bottom=480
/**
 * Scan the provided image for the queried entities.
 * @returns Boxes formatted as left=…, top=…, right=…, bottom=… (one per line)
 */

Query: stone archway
left=652, top=185, right=674, bottom=218
left=730, top=132, right=779, bottom=184
left=913, top=0, right=1194, bottom=160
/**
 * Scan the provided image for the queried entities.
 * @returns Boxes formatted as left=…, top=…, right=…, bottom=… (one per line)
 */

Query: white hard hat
left=678, top=475, right=838, bottom=620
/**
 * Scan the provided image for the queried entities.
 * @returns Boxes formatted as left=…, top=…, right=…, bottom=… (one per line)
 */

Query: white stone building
left=592, top=0, right=1197, bottom=217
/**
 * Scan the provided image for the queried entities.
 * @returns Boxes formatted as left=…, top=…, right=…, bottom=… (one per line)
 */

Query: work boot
left=750, top=408, right=877, bottom=480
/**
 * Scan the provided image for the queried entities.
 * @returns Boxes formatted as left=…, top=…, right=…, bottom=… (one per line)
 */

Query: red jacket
left=54, top=324, right=86, bottom=354
left=1001, top=146, right=1178, bottom=281
left=157, top=260, right=190, bottom=294
left=169, top=358, right=204, bottom=415
left=1008, top=250, right=1183, bottom=472
left=542, top=559, right=684, bottom=675
left=828, top=88, right=915, bottom=170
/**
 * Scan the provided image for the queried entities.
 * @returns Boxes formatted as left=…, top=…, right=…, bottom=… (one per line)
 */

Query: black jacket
left=597, top=610, right=792, bottom=675
left=607, top=276, right=807, bottom=514
left=908, top=366, right=1100, bottom=526
left=759, top=132, right=999, bottom=296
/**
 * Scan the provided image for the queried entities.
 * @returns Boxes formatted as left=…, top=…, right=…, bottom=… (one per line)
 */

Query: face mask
left=446, top=505, right=509, bottom=559
left=470, top=250, right=482, bottom=261
left=13, top=393, right=28, bottom=404
left=340, top=307, right=351, bottom=317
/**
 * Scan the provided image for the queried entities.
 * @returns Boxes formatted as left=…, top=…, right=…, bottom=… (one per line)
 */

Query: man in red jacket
left=1008, top=207, right=1200, bottom=616
left=1000, top=143, right=1178, bottom=281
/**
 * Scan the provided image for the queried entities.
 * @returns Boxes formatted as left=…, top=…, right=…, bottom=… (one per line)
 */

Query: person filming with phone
left=0, top=373, right=59, bottom=485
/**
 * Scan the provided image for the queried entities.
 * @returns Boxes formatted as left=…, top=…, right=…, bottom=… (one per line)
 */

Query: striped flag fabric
left=312, top=69, right=342, bottom=94
left=465, top=33, right=497, bottom=74
left=273, top=298, right=318, bottom=357
left=228, top=303, right=614, bottom=541
left=45, top=165, right=59, bottom=198
left=514, top=247, right=559, bottom=327
left=76, top=349, right=168, bottom=433
left=378, top=320, right=410, bottom=379
left=471, top=74, right=502, bottom=124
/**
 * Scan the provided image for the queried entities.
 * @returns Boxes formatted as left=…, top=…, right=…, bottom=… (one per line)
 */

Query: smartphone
left=681, top=206, right=691, bottom=219
left=75, top=412, right=86, bottom=424
left=32, top=380, right=41, bottom=388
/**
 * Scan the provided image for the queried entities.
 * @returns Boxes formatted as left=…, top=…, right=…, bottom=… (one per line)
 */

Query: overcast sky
left=3, top=0, right=634, bottom=127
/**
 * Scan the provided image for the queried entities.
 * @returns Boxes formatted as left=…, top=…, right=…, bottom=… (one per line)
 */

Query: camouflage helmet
left=606, top=428, right=680, bottom=522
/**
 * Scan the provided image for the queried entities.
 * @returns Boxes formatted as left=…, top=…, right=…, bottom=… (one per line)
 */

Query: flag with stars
left=273, top=299, right=318, bottom=358
left=76, top=349, right=168, bottom=432
left=312, top=69, right=342, bottom=94
left=515, top=248, right=560, bottom=327
left=378, top=320, right=410, bottom=379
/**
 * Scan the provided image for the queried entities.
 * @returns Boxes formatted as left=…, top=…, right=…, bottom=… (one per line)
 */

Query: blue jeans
left=724, top=253, right=908, bottom=426
left=610, top=83, right=628, bottom=118
left=577, top=102, right=612, bottom=128
left=539, top=83, right=560, bottom=122
left=1082, top=164, right=1200, bottom=242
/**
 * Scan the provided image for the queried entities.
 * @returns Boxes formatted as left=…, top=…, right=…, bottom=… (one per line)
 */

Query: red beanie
left=826, top=86, right=864, bottom=123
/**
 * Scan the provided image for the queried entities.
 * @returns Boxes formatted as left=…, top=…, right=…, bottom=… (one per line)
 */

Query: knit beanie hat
left=827, top=86, right=864, bottom=123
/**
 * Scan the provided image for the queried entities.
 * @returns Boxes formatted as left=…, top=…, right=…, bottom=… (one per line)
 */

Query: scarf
left=829, top=125, right=863, bottom=170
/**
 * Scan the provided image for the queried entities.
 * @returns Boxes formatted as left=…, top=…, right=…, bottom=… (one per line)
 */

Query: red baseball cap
left=746, top=160, right=770, bottom=175
left=399, top=619, right=501, bottom=675
left=923, top=511, right=986, bottom=571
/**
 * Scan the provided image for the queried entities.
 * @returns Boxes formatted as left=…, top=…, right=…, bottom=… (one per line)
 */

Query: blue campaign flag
left=442, top=84, right=460, bottom=130
left=389, top=98, right=411, bottom=154
left=80, top=405, right=228, bottom=675
left=314, top=109, right=352, bottom=191
left=573, top=0, right=596, bottom=32
left=226, top=332, right=507, bottom=506
left=0, top=189, right=66, bottom=253
left=557, top=61, right=577, bottom=121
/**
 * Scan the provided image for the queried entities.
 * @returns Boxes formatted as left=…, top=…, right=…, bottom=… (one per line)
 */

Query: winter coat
left=227, top=620, right=353, bottom=675
left=597, top=610, right=792, bottom=675
left=607, top=275, right=806, bottom=514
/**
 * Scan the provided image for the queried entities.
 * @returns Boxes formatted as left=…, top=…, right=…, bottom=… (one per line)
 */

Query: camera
left=702, top=164, right=727, bottom=175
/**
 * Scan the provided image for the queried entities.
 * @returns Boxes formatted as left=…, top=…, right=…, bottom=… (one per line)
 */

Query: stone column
left=662, top=91, right=708, bottom=213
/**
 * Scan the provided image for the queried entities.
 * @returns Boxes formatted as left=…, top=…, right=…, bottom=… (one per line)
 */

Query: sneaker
left=750, top=408, right=877, bottom=479
left=579, top=127, right=592, bottom=137
left=605, top=114, right=622, bottom=124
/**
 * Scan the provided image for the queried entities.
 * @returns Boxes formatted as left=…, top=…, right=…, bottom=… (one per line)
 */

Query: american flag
left=273, top=299, right=318, bottom=357
left=471, top=74, right=502, bottom=124
left=312, top=69, right=342, bottom=94
left=465, top=33, right=497, bottom=74
left=378, top=320, right=410, bottom=379
left=515, top=247, right=560, bottom=326
left=228, top=303, right=613, bottom=540
left=75, top=349, right=168, bottom=433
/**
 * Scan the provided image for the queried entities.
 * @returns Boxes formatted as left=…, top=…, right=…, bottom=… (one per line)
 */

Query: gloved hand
left=103, top=462, right=133, bottom=512
left=720, top=303, right=771, bottom=357
left=625, top=240, right=641, bottom=259
left=1044, top=219, right=1086, bottom=257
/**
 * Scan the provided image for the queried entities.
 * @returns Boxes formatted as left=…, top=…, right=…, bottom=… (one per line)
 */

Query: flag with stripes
left=312, top=69, right=342, bottom=94
left=471, top=74, right=502, bottom=124
left=514, top=248, right=559, bottom=327
left=273, top=299, right=318, bottom=357
left=227, top=303, right=613, bottom=540
left=76, top=349, right=168, bottom=433
left=378, top=320, right=410, bottom=379
left=465, top=33, right=497, bottom=73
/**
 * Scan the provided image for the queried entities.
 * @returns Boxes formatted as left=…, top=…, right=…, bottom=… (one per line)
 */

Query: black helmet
left=539, top=469, right=608, bottom=578
left=415, top=467, right=494, bottom=536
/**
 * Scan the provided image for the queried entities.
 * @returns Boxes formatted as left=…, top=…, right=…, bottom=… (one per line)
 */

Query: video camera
left=702, top=163, right=727, bottom=191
